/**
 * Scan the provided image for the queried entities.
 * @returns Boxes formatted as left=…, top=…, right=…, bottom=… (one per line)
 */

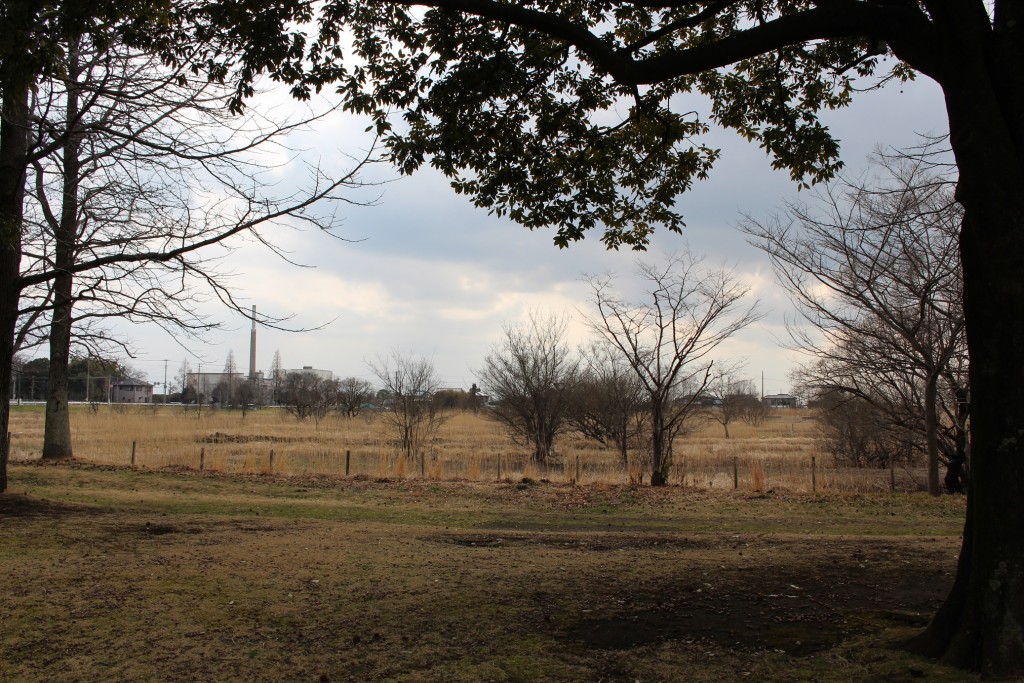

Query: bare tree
left=236, top=379, right=256, bottom=418
left=567, top=341, right=647, bottom=468
left=743, top=148, right=967, bottom=494
left=269, top=350, right=285, bottom=406
left=19, top=32, right=375, bottom=460
left=368, top=351, right=449, bottom=464
left=704, top=370, right=768, bottom=438
left=336, top=376, right=374, bottom=418
left=281, top=372, right=339, bottom=429
left=476, top=313, right=579, bottom=466
left=585, top=254, right=760, bottom=485
left=219, top=351, right=239, bottom=408
left=812, top=388, right=915, bottom=468
left=174, top=359, right=193, bottom=404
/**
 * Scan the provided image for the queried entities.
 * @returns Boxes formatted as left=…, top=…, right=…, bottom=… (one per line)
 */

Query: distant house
left=762, top=393, right=799, bottom=408
left=111, top=379, right=154, bottom=403
left=679, top=393, right=723, bottom=408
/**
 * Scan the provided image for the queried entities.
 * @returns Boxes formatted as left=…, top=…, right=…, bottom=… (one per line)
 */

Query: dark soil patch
left=565, top=536, right=952, bottom=657
left=0, top=493, right=102, bottom=519
left=195, top=432, right=309, bottom=444
left=437, top=531, right=713, bottom=551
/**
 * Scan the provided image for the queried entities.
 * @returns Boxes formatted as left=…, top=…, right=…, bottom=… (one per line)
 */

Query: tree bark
left=911, top=32, right=1024, bottom=675
left=650, top=401, right=668, bottom=486
left=0, top=81, right=30, bottom=492
left=43, top=41, right=82, bottom=460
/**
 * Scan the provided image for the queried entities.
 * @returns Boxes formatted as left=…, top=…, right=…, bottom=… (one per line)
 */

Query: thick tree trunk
left=43, top=46, right=81, bottom=460
left=913, top=186, right=1024, bottom=677
left=0, top=83, right=29, bottom=492
left=42, top=273, right=73, bottom=459
left=911, top=36, right=1024, bottom=675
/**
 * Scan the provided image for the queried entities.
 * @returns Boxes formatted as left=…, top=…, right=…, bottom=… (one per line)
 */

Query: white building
left=285, top=366, right=333, bottom=381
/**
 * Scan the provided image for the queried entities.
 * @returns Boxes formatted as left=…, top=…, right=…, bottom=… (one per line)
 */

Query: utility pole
left=163, top=359, right=168, bottom=405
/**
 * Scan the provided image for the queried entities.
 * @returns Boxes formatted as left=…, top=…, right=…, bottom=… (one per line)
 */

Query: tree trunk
left=42, top=297, right=73, bottom=458
left=0, top=81, right=30, bottom=492
left=924, top=373, right=940, bottom=496
left=650, top=400, right=668, bottom=486
left=43, top=43, right=81, bottom=460
left=533, top=426, right=553, bottom=466
left=617, top=417, right=629, bottom=469
left=944, top=388, right=970, bottom=494
left=911, top=40, right=1024, bottom=675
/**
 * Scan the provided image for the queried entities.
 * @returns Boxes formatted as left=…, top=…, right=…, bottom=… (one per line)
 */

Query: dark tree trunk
left=43, top=43, right=81, bottom=460
left=924, top=374, right=941, bottom=496
left=617, top=415, right=629, bottom=469
left=943, top=388, right=970, bottom=494
left=910, top=30, right=1024, bottom=675
left=0, top=82, right=29, bottom=492
left=650, top=400, right=668, bottom=486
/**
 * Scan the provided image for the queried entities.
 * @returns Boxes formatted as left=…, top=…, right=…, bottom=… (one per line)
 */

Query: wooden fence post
left=269, top=449, right=274, bottom=474
left=497, top=454, right=502, bottom=481
left=420, top=452, right=425, bottom=478
left=131, top=441, right=136, bottom=467
left=199, top=447, right=205, bottom=471
left=733, top=457, right=739, bottom=489
left=575, top=455, right=581, bottom=485
left=889, top=454, right=896, bottom=492
left=345, top=450, right=351, bottom=476
left=811, top=455, right=817, bottom=493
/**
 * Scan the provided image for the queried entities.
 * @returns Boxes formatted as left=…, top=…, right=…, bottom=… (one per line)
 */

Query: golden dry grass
left=6, top=405, right=926, bottom=492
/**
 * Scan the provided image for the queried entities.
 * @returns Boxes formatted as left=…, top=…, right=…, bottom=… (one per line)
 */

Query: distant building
left=186, top=372, right=246, bottom=403
left=111, top=379, right=154, bottom=403
left=762, top=393, right=800, bottom=408
left=285, top=366, right=333, bottom=381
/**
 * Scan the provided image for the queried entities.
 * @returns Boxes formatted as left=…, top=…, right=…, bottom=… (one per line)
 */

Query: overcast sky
left=90, top=73, right=950, bottom=395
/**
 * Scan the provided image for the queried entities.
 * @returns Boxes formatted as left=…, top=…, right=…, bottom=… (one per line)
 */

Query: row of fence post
left=117, top=442, right=901, bottom=492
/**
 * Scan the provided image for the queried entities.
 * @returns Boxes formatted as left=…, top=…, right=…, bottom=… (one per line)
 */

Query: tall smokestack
left=249, top=305, right=257, bottom=380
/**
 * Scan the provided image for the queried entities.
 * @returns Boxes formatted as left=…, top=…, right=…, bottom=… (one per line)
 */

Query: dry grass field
left=1, top=462, right=970, bottom=682
left=7, top=404, right=926, bottom=493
